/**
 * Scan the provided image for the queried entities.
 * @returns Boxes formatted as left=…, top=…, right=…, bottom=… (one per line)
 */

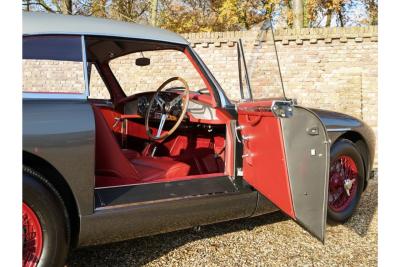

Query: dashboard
left=123, top=91, right=218, bottom=123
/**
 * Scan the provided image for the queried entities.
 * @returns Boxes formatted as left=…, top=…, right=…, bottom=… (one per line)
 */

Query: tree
left=159, top=0, right=281, bottom=32
left=362, top=0, right=378, bottom=25
left=150, top=0, right=158, bottom=25
left=109, top=0, right=149, bottom=22
left=22, top=0, right=73, bottom=14
left=22, top=0, right=378, bottom=30
left=305, top=0, right=350, bottom=27
left=292, top=0, right=304, bottom=28
left=84, top=0, right=108, bottom=17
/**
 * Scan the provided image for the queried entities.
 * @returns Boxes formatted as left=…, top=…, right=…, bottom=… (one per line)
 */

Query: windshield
left=109, top=49, right=207, bottom=97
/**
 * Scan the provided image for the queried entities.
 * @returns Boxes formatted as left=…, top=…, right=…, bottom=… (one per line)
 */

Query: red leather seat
left=92, top=105, right=190, bottom=187
left=132, top=157, right=190, bottom=182
left=122, top=149, right=141, bottom=159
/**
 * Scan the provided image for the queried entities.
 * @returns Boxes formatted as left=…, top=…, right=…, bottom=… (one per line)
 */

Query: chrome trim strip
left=22, top=92, right=86, bottom=100
left=94, top=195, right=203, bottom=211
left=326, top=128, right=352, bottom=132
left=81, top=35, right=90, bottom=97
left=95, top=174, right=228, bottom=190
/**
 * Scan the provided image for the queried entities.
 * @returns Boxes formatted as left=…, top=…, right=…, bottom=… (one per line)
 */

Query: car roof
left=23, top=12, right=189, bottom=45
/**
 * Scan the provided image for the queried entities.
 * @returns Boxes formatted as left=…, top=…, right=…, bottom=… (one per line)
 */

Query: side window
left=23, top=36, right=85, bottom=94
left=88, top=65, right=111, bottom=100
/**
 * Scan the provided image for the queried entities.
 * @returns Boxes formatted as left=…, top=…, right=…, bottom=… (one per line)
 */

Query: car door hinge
left=271, top=100, right=294, bottom=118
left=234, top=124, right=244, bottom=143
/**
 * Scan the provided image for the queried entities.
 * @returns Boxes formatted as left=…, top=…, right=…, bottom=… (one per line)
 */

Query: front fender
left=312, top=108, right=376, bottom=175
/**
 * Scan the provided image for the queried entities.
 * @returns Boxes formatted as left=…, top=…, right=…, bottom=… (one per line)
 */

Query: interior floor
left=93, top=105, right=226, bottom=187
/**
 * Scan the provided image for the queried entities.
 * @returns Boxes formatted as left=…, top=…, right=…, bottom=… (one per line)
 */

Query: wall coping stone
left=181, top=26, right=378, bottom=47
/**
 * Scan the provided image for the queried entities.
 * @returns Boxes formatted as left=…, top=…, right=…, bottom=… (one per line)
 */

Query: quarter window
left=22, top=36, right=85, bottom=94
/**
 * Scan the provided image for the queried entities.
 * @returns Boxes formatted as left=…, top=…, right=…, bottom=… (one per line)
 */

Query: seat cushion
left=131, top=156, right=190, bottom=182
left=122, top=149, right=141, bottom=160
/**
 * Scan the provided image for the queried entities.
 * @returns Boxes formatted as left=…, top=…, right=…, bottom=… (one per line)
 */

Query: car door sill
left=94, top=175, right=237, bottom=210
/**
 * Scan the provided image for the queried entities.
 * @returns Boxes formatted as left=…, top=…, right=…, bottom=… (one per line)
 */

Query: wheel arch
left=23, top=150, right=80, bottom=248
left=332, top=131, right=370, bottom=190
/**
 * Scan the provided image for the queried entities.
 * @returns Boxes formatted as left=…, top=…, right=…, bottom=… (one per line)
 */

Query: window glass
left=22, top=36, right=85, bottom=94
left=88, top=65, right=111, bottom=99
left=109, top=50, right=207, bottom=96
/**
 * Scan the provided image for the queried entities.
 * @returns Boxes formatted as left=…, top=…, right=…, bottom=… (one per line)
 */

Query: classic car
left=22, top=12, right=375, bottom=267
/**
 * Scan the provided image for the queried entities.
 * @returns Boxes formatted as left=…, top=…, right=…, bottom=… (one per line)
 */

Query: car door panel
left=280, top=107, right=329, bottom=241
left=238, top=109, right=295, bottom=218
left=237, top=101, right=329, bottom=241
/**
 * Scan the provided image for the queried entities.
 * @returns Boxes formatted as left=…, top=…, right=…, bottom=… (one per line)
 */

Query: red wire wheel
left=23, top=202, right=43, bottom=267
left=328, top=155, right=359, bottom=212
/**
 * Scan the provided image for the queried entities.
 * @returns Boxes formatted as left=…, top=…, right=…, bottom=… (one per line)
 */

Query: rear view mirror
left=136, top=57, right=150, bottom=66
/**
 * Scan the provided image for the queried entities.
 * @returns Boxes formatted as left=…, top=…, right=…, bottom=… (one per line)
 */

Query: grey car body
left=23, top=12, right=375, bottom=248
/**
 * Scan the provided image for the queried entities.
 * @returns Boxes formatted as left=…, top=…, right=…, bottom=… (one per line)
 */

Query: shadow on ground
left=67, top=211, right=287, bottom=266
left=67, top=178, right=377, bottom=266
left=342, top=177, right=378, bottom=237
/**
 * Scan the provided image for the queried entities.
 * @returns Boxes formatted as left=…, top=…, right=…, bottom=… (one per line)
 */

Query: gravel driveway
left=67, top=177, right=377, bottom=267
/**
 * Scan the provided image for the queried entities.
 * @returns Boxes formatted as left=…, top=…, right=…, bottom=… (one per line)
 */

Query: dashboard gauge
left=138, top=96, right=149, bottom=116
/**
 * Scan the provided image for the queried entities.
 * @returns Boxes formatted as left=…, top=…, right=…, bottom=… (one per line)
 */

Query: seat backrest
left=92, top=105, right=139, bottom=180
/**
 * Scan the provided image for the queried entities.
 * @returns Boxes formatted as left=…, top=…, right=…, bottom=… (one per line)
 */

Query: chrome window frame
left=188, top=47, right=232, bottom=108
left=22, top=34, right=89, bottom=100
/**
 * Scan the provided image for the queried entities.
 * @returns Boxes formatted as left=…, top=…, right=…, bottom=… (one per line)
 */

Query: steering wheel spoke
left=156, top=113, right=167, bottom=138
left=170, top=94, right=184, bottom=107
left=155, top=95, right=165, bottom=108
left=145, top=77, right=190, bottom=141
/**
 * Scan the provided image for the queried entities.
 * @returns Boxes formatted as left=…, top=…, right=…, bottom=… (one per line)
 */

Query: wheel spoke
left=23, top=203, right=43, bottom=267
left=328, top=155, right=359, bottom=212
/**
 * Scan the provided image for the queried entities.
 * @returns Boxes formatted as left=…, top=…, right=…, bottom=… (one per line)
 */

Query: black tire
left=23, top=167, right=70, bottom=267
left=327, top=139, right=365, bottom=222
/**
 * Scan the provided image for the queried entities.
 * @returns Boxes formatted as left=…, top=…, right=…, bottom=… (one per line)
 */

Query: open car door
left=237, top=100, right=329, bottom=241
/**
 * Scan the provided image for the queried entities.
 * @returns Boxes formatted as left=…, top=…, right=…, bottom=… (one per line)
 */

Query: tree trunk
left=338, top=9, right=344, bottom=27
left=325, top=9, right=332, bottom=27
left=61, top=0, right=72, bottom=15
left=151, top=0, right=158, bottom=26
left=366, top=0, right=378, bottom=25
left=303, top=0, right=309, bottom=27
left=293, top=0, right=304, bottom=28
left=25, top=0, right=31, bottom=11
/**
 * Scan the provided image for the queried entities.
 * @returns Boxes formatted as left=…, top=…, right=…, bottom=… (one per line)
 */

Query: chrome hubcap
left=343, top=178, right=355, bottom=196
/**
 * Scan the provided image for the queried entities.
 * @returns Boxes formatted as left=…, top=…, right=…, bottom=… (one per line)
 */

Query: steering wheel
left=145, top=77, right=190, bottom=141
